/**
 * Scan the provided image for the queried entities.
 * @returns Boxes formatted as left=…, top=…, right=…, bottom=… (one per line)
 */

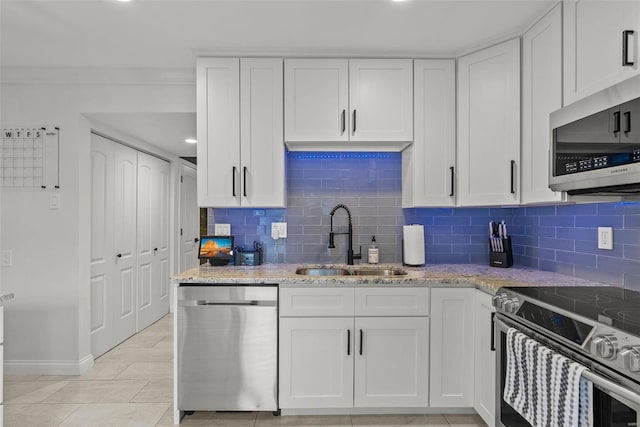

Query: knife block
left=489, top=236, right=513, bottom=268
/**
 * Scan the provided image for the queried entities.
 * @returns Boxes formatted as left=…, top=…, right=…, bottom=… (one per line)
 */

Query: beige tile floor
left=4, top=314, right=487, bottom=427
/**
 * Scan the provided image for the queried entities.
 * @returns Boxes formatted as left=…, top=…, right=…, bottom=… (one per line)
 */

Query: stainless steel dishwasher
left=177, top=285, right=278, bottom=412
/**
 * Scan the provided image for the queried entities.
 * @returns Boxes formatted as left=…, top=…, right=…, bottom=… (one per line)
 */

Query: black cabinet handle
left=359, top=329, right=363, bottom=355
left=624, top=111, right=631, bottom=133
left=347, top=330, right=351, bottom=356
left=243, top=167, right=248, bottom=197
left=490, top=312, right=496, bottom=352
left=341, top=109, right=346, bottom=134
left=194, top=238, right=200, bottom=243
left=232, top=166, right=237, bottom=197
left=352, top=110, right=357, bottom=134
left=116, top=253, right=122, bottom=259
left=623, top=30, right=635, bottom=66
left=449, top=166, right=455, bottom=197
left=510, top=160, right=516, bottom=194
left=614, top=111, right=621, bottom=134
left=154, top=248, right=158, bottom=252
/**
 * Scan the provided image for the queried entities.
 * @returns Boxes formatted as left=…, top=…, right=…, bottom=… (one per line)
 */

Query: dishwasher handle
left=179, top=299, right=277, bottom=307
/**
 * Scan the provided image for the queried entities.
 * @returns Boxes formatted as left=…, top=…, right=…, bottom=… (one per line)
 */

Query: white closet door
left=180, top=163, right=199, bottom=272
left=90, top=134, right=115, bottom=357
left=90, top=133, right=137, bottom=357
left=153, top=157, right=171, bottom=322
left=137, top=152, right=171, bottom=331
left=113, top=143, right=138, bottom=344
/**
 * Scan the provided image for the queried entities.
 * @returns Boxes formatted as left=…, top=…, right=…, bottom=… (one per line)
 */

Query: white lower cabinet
left=279, top=287, right=429, bottom=410
left=429, top=288, right=475, bottom=407
left=354, top=317, right=429, bottom=407
left=474, top=290, right=496, bottom=427
left=279, top=317, right=354, bottom=409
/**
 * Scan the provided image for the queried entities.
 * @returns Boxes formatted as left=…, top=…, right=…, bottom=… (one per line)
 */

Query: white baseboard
left=5, top=354, right=94, bottom=375
left=281, top=407, right=477, bottom=416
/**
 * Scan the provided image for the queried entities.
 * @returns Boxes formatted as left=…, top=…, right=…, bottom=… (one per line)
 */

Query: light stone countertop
left=172, top=263, right=606, bottom=295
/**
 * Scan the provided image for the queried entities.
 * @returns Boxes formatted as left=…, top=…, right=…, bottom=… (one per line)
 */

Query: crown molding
left=0, top=67, right=196, bottom=85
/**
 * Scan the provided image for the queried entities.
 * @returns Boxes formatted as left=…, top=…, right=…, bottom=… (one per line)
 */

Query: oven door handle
left=495, top=316, right=640, bottom=408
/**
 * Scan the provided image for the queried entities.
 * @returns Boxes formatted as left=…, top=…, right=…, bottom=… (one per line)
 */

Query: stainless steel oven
left=493, top=287, right=640, bottom=427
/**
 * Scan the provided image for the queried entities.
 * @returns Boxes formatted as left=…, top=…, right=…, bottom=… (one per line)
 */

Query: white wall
left=0, top=68, right=195, bottom=374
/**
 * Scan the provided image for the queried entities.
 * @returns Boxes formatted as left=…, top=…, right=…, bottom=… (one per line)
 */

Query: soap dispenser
left=368, top=236, right=379, bottom=264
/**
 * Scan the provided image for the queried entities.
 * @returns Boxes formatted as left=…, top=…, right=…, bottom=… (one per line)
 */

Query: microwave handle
left=495, top=316, right=640, bottom=407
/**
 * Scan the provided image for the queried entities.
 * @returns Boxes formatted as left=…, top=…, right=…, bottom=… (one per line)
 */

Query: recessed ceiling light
left=185, top=138, right=197, bottom=144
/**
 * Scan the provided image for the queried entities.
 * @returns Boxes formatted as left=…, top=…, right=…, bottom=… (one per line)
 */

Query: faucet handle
left=354, top=245, right=362, bottom=260
left=328, top=232, right=335, bottom=249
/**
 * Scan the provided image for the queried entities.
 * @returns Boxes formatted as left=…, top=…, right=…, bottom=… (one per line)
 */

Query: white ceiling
left=85, top=112, right=197, bottom=157
left=1, top=0, right=556, bottom=155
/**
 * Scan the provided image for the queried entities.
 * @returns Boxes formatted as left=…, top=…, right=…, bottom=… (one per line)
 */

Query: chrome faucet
left=328, top=204, right=361, bottom=265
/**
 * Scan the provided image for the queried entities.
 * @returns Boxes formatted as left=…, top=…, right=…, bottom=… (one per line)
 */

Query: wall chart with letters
left=0, top=127, right=60, bottom=189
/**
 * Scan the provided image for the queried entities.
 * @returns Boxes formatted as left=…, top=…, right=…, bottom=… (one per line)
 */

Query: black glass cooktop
left=506, top=286, right=640, bottom=339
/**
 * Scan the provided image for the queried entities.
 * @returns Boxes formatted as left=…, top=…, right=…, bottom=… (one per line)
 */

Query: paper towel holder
left=402, top=224, right=426, bottom=267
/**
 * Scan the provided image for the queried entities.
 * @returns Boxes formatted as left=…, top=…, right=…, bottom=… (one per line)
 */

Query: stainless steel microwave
left=549, top=74, right=640, bottom=196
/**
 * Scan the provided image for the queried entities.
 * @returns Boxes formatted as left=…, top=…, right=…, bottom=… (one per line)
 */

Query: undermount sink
left=295, top=267, right=352, bottom=276
left=295, top=267, right=408, bottom=277
left=352, top=268, right=407, bottom=276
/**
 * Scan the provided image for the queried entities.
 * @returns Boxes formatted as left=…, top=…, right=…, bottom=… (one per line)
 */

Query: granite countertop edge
left=171, top=263, right=606, bottom=295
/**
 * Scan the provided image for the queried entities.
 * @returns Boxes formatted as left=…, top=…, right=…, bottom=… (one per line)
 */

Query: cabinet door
left=474, top=291, right=496, bottom=427
left=403, top=60, right=456, bottom=207
left=284, top=59, right=349, bottom=142
left=430, top=288, right=474, bottom=407
left=354, top=317, right=429, bottom=408
left=240, top=58, right=286, bottom=207
left=349, top=59, right=413, bottom=142
left=522, top=4, right=565, bottom=205
left=197, top=58, right=241, bottom=207
left=457, top=38, right=521, bottom=206
left=564, top=0, right=640, bottom=105
left=279, top=317, right=354, bottom=409
left=620, top=97, right=640, bottom=144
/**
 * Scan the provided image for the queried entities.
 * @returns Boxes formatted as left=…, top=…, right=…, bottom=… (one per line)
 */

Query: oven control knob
left=620, top=346, right=640, bottom=372
left=503, top=298, right=520, bottom=314
left=492, top=293, right=508, bottom=309
left=591, top=335, right=619, bottom=360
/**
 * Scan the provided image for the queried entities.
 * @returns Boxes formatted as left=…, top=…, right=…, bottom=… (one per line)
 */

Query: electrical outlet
left=271, top=222, right=287, bottom=240
left=598, top=227, right=613, bottom=250
left=1, top=250, right=13, bottom=267
left=214, top=223, right=231, bottom=236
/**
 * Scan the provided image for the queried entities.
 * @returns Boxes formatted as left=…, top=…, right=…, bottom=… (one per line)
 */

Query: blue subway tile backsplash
left=208, top=151, right=640, bottom=289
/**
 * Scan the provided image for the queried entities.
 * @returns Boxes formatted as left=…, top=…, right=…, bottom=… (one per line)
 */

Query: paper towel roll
left=403, top=225, right=425, bottom=266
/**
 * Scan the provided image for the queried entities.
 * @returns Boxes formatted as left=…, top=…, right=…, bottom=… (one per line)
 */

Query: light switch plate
left=598, top=227, right=613, bottom=250
left=214, top=223, right=231, bottom=236
left=49, top=194, right=61, bottom=209
left=1, top=250, right=13, bottom=267
left=271, top=222, right=287, bottom=239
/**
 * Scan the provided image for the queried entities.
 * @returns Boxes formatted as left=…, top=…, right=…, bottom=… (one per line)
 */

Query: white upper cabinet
left=457, top=38, right=521, bottom=206
left=403, top=60, right=456, bottom=207
left=522, top=4, right=565, bottom=204
left=564, top=0, right=640, bottom=106
left=284, top=58, right=413, bottom=150
left=197, top=57, right=285, bottom=208
left=348, top=59, right=413, bottom=142
left=284, top=59, right=349, bottom=142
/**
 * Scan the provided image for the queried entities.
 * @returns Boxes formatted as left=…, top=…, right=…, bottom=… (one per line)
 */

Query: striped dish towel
left=504, top=328, right=593, bottom=427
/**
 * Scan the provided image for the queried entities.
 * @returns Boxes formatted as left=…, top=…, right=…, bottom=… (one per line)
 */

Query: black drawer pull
left=449, top=166, right=455, bottom=197
left=347, top=330, right=351, bottom=355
